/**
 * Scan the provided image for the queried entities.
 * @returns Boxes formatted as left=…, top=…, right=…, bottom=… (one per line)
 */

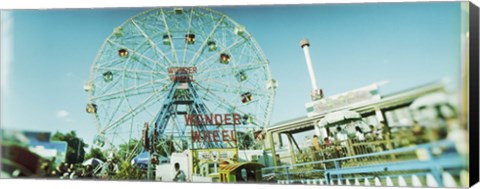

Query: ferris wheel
left=84, top=7, right=276, bottom=159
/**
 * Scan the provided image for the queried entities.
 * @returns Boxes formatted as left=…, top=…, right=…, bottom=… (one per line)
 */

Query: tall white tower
left=301, top=39, right=327, bottom=138
left=300, top=38, right=323, bottom=101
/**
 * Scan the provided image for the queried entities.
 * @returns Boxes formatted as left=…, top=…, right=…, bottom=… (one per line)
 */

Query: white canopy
left=82, top=158, right=104, bottom=166
left=318, top=110, right=362, bottom=127
left=410, top=92, right=449, bottom=109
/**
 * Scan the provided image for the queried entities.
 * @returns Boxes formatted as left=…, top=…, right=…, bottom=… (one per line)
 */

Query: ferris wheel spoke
left=199, top=89, right=265, bottom=128
left=128, top=52, right=165, bottom=74
left=195, top=83, right=268, bottom=119
left=99, top=98, right=126, bottom=132
left=107, top=39, right=166, bottom=69
left=123, top=73, right=155, bottom=83
left=130, top=18, right=174, bottom=67
left=122, top=69, right=162, bottom=83
left=196, top=62, right=267, bottom=79
left=233, top=43, right=250, bottom=67
left=104, top=129, right=141, bottom=135
left=104, top=83, right=172, bottom=133
left=194, top=83, right=251, bottom=116
left=111, top=130, right=127, bottom=147
left=92, top=73, right=124, bottom=97
left=95, top=53, right=123, bottom=68
left=126, top=141, right=141, bottom=161
left=187, top=15, right=226, bottom=66
left=100, top=89, right=153, bottom=102
left=127, top=104, right=137, bottom=146
left=91, top=77, right=169, bottom=101
left=181, top=9, right=195, bottom=67
left=196, top=83, right=271, bottom=99
left=94, top=66, right=167, bottom=75
left=194, top=36, right=248, bottom=68
left=160, top=9, right=180, bottom=65
left=190, top=12, right=214, bottom=41
left=102, top=91, right=161, bottom=133
left=196, top=79, right=271, bottom=96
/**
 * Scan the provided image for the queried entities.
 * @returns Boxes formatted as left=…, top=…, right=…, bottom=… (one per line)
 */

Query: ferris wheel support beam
left=151, top=81, right=226, bottom=153
left=154, top=82, right=223, bottom=147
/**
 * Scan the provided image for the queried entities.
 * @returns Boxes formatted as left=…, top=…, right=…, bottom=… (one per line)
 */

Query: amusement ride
left=84, top=7, right=277, bottom=178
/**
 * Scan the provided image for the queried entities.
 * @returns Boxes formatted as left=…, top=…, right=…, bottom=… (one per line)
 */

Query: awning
left=131, top=151, right=168, bottom=165
left=409, top=92, right=449, bottom=109
left=318, top=110, right=362, bottom=127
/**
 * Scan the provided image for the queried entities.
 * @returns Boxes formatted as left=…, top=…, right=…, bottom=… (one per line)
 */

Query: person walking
left=173, top=163, right=186, bottom=182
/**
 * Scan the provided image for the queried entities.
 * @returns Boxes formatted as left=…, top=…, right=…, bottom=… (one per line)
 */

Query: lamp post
left=76, top=138, right=83, bottom=163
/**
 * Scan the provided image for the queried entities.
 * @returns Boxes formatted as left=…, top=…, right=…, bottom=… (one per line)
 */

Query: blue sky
left=1, top=2, right=462, bottom=146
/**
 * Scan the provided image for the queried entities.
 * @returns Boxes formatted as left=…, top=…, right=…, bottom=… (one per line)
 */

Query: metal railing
left=262, top=139, right=467, bottom=187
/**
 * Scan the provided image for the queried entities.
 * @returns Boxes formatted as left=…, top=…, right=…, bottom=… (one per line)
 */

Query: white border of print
left=0, top=0, right=479, bottom=189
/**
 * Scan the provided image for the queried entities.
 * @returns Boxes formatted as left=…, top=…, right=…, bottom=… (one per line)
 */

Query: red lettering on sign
left=192, top=130, right=239, bottom=144
left=213, top=130, right=220, bottom=142
left=224, top=114, right=232, bottom=125
left=192, top=131, right=200, bottom=142
left=197, top=116, right=202, bottom=125
left=231, top=131, right=236, bottom=141
left=233, top=114, right=241, bottom=125
left=222, top=130, right=229, bottom=141
left=185, top=114, right=194, bottom=126
left=214, top=114, right=223, bottom=125
left=185, top=114, right=242, bottom=126
left=203, top=131, right=212, bottom=142
left=204, top=114, right=213, bottom=125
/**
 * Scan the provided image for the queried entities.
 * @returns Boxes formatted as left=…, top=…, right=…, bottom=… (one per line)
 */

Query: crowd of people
left=309, top=121, right=390, bottom=160
left=306, top=111, right=465, bottom=163
left=34, top=157, right=120, bottom=180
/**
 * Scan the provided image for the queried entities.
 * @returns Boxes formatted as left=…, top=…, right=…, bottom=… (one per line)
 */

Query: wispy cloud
left=56, top=110, right=70, bottom=119
left=56, top=109, right=74, bottom=122
left=1, top=12, right=13, bottom=94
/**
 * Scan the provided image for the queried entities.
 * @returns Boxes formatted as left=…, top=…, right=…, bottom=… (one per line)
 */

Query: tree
left=112, top=161, right=144, bottom=180
left=154, top=139, right=176, bottom=157
left=85, top=147, right=106, bottom=162
left=117, top=139, right=141, bottom=162
left=51, top=131, right=88, bottom=164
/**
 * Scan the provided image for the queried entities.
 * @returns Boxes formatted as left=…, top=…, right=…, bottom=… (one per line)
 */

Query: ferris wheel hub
left=168, top=67, right=197, bottom=82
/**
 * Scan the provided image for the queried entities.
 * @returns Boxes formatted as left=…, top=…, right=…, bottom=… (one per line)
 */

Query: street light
left=76, top=138, right=84, bottom=163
